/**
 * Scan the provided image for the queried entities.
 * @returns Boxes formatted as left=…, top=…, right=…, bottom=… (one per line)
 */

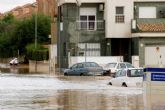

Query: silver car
left=64, top=62, right=104, bottom=76
left=103, top=62, right=135, bottom=76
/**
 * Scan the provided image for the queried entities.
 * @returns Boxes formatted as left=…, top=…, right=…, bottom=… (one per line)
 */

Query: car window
left=121, top=70, right=126, bottom=76
left=105, top=63, right=117, bottom=68
left=85, top=63, right=90, bottom=67
left=120, top=63, right=126, bottom=68
left=77, top=63, right=84, bottom=68
left=126, top=63, right=134, bottom=68
left=72, top=64, right=78, bottom=69
left=90, top=62, right=99, bottom=67
left=127, top=69, right=143, bottom=77
left=115, top=70, right=122, bottom=77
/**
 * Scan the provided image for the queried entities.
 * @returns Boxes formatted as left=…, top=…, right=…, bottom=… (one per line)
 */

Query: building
left=57, top=0, right=105, bottom=68
left=57, top=0, right=165, bottom=68
left=3, top=3, right=37, bottom=19
left=132, top=0, right=165, bottom=67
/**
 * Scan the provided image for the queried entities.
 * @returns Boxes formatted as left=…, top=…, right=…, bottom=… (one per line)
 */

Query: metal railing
left=76, top=20, right=105, bottom=31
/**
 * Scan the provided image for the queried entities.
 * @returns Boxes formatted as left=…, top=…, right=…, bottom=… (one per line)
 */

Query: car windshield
left=105, top=63, right=117, bottom=68
left=126, top=63, right=134, bottom=68
left=127, top=69, right=143, bottom=77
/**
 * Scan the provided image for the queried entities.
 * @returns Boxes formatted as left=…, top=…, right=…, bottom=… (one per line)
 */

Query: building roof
left=137, top=23, right=165, bottom=32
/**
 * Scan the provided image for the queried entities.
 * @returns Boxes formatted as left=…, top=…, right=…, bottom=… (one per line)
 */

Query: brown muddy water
left=0, top=64, right=144, bottom=110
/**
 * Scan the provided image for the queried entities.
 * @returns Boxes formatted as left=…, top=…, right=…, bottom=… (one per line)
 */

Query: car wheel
left=80, top=73, right=84, bottom=76
left=109, top=82, right=112, bottom=85
left=122, top=83, right=127, bottom=87
left=64, top=73, right=68, bottom=76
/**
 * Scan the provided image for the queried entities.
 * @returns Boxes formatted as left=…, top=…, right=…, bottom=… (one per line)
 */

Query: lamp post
left=35, top=8, right=37, bottom=49
left=32, top=3, right=38, bottom=49
left=32, top=3, right=38, bottom=72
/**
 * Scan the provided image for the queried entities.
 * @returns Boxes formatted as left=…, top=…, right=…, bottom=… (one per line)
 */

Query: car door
left=90, top=62, right=103, bottom=75
left=76, top=63, right=86, bottom=75
left=112, top=69, right=127, bottom=86
left=68, top=64, right=78, bottom=75
left=111, top=70, right=122, bottom=86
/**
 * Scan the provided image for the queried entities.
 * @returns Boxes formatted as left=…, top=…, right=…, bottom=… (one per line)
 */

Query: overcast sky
left=0, top=0, right=35, bottom=13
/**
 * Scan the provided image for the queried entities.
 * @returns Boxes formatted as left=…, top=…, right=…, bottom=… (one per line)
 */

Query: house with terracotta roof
left=57, top=0, right=165, bottom=68
left=132, top=0, right=165, bottom=67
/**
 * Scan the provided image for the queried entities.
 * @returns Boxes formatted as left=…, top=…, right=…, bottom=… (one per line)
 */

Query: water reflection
left=0, top=64, right=29, bottom=74
left=58, top=90, right=143, bottom=110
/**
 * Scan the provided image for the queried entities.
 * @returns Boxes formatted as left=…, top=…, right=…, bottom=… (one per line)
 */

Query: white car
left=103, top=62, right=134, bottom=76
left=9, top=58, right=18, bottom=65
left=108, top=68, right=143, bottom=87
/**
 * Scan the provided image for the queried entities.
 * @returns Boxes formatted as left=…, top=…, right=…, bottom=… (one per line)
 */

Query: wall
left=105, top=0, right=134, bottom=38
left=69, top=56, right=123, bottom=67
left=139, top=37, right=165, bottom=67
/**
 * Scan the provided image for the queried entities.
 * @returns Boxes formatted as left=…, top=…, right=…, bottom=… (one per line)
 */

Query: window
left=120, top=63, right=126, bottom=68
left=115, top=7, right=124, bottom=23
left=80, top=16, right=87, bottom=29
left=72, top=64, right=78, bottom=69
left=80, top=15, right=95, bottom=30
left=77, top=63, right=84, bottom=68
left=80, top=8, right=96, bottom=30
left=139, top=7, right=156, bottom=18
left=90, top=62, right=99, bottom=67
left=126, top=63, right=134, bottom=68
left=78, top=43, right=100, bottom=56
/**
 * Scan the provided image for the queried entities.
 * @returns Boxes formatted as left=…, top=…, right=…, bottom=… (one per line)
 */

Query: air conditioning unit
left=99, top=4, right=104, bottom=11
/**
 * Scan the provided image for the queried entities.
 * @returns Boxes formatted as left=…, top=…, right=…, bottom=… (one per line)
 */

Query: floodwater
left=0, top=64, right=144, bottom=110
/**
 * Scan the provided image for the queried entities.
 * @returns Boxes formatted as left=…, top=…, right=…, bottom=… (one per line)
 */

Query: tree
left=0, top=13, right=51, bottom=58
left=14, top=14, right=51, bottom=55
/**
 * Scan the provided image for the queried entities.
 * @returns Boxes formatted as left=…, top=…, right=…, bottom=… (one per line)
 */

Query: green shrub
left=26, top=44, right=49, bottom=61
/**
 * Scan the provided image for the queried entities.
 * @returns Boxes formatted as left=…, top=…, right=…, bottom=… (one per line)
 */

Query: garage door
left=145, top=46, right=165, bottom=67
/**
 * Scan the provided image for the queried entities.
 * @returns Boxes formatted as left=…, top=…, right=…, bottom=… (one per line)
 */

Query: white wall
left=105, top=0, right=134, bottom=38
left=69, top=56, right=123, bottom=67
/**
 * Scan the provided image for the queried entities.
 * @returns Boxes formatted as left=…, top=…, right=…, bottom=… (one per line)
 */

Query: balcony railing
left=76, top=20, right=105, bottom=31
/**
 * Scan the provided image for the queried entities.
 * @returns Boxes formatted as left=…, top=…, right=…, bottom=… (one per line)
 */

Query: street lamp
left=32, top=3, right=38, bottom=49
left=32, top=3, right=38, bottom=72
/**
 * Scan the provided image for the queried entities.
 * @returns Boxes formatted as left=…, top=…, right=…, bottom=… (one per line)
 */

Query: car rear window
left=127, top=69, right=143, bottom=77
left=105, top=63, right=117, bottom=68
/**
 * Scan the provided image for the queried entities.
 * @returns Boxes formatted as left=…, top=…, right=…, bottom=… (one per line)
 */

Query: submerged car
left=108, top=68, right=143, bottom=87
left=9, top=58, right=19, bottom=65
left=64, top=62, right=104, bottom=76
left=103, top=62, right=134, bottom=76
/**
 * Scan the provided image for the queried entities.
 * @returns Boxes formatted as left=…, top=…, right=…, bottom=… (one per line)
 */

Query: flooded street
left=0, top=65, right=143, bottom=110
left=0, top=74, right=143, bottom=110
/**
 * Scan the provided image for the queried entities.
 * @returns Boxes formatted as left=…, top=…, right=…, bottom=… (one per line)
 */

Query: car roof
left=107, top=62, right=132, bottom=64
left=124, top=68, right=143, bottom=70
left=74, top=62, right=98, bottom=64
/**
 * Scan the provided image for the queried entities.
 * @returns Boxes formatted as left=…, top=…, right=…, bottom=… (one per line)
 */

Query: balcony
left=76, top=20, right=105, bottom=31
left=132, top=18, right=165, bottom=33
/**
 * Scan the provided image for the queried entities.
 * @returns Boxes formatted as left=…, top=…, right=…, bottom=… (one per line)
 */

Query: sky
left=0, top=0, right=35, bottom=13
